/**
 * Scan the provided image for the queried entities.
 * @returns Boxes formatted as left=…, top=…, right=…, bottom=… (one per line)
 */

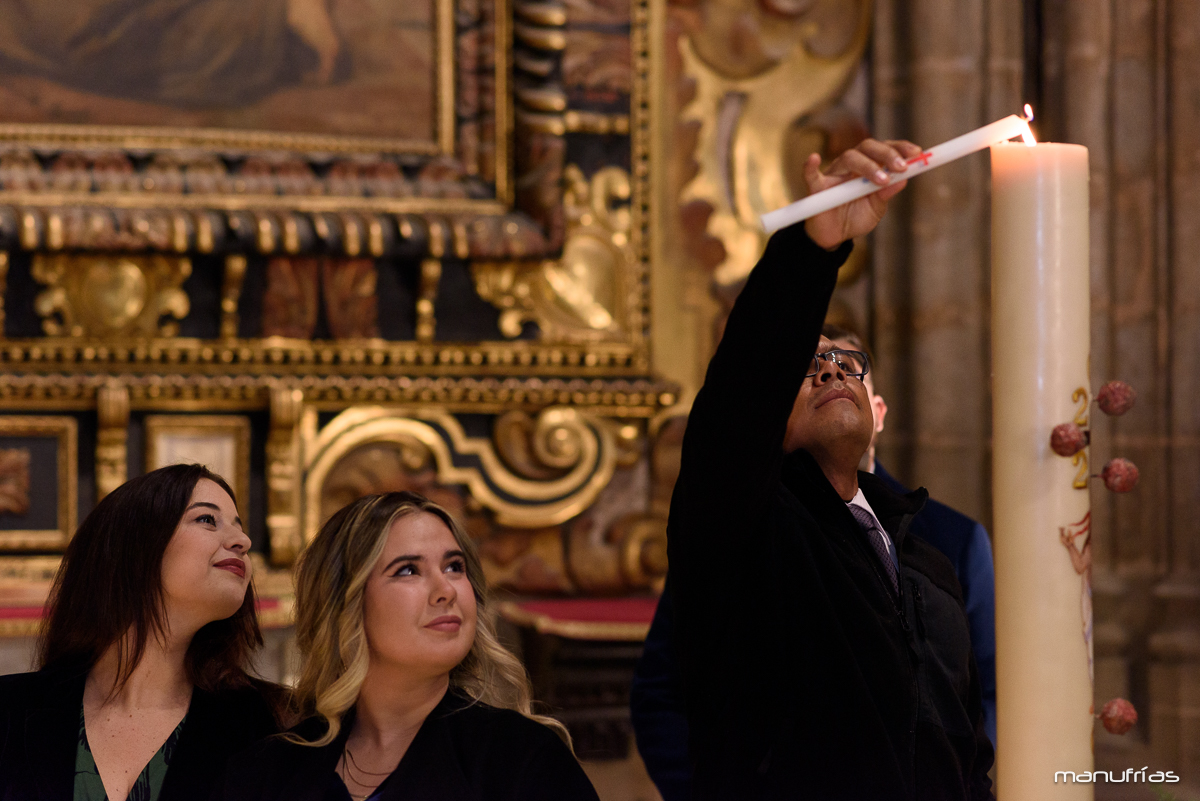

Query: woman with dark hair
left=0, top=463, right=285, bottom=801
left=214, top=491, right=598, bottom=801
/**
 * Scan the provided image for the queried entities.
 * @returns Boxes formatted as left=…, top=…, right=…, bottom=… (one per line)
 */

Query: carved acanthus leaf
left=473, top=165, right=633, bottom=342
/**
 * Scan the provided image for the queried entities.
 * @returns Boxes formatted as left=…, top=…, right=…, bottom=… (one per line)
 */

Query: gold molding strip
left=0, top=373, right=678, bottom=416
left=494, top=0, right=514, bottom=205
left=0, top=192, right=507, bottom=216
left=0, top=338, right=649, bottom=376
left=629, top=0, right=654, bottom=352
left=437, top=0, right=456, bottom=156
left=0, top=203, right=555, bottom=261
left=0, top=123, right=440, bottom=157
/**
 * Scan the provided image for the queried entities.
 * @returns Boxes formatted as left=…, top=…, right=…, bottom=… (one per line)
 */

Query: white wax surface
left=990, top=141, right=1093, bottom=800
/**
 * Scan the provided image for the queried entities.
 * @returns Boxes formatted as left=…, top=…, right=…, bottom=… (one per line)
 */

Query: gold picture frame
left=144, top=415, right=252, bottom=515
left=0, top=0, right=510, bottom=208
left=0, top=0, right=667, bottom=409
left=0, top=416, right=78, bottom=551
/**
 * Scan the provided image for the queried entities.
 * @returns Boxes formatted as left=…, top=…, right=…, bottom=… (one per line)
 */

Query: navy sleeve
left=960, top=521, right=997, bottom=748
left=629, top=583, right=691, bottom=801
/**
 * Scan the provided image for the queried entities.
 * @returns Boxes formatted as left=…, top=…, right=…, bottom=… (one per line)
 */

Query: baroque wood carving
left=674, top=0, right=872, bottom=287
left=0, top=0, right=673, bottom=588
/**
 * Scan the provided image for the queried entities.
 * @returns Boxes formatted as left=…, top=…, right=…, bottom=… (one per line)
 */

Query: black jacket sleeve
left=511, top=729, right=601, bottom=801
left=666, top=223, right=849, bottom=727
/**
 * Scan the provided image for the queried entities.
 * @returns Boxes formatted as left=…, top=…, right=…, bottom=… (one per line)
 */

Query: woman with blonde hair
left=216, top=491, right=598, bottom=801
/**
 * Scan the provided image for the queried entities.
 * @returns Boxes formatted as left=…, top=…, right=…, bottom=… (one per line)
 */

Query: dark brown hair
left=37, top=463, right=263, bottom=694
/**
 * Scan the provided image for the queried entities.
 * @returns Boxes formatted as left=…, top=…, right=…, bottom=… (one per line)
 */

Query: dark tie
left=848, top=504, right=899, bottom=595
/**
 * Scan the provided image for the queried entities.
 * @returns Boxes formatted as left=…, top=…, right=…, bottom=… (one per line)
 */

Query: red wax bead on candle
left=1050, top=423, right=1087, bottom=457
left=1098, top=698, right=1138, bottom=735
left=1101, top=458, right=1139, bottom=493
left=1097, top=380, right=1136, bottom=416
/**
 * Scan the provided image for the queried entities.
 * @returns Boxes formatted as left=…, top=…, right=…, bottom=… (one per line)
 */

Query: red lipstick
left=213, top=558, right=246, bottom=579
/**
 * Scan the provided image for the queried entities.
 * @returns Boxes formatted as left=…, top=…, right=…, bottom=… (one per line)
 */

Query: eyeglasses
left=805, top=349, right=870, bottom=379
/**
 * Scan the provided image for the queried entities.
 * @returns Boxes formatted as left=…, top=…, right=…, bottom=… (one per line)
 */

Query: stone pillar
left=869, top=0, right=916, bottom=482
left=872, top=0, right=1026, bottom=525
left=1056, top=0, right=1138, bottom=754
left=1147, top=0, right=1200, bottom=780
left=908, top=0, right=989, bottom=522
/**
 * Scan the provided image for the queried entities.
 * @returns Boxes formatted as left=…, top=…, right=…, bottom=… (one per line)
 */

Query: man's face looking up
left=783, top=336, right=879, bottom=464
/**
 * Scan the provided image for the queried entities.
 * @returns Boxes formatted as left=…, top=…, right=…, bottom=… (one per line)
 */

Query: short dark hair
left=37, top=463, right=263, bottom=694
left=821, top=322, right=877, bottom=372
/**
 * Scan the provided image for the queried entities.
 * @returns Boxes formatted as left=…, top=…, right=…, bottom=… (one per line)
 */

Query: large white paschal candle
left=990, top=139, right=1092, bottom=799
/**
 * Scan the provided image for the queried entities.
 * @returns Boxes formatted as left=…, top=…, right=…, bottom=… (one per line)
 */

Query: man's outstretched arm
left=666, top=139, right=922, bottom=719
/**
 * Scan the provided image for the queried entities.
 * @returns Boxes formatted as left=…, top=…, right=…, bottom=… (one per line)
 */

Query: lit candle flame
left=1021, top=103, right=1038, bottom=146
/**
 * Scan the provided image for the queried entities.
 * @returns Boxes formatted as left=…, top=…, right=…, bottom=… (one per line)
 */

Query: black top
left=213, top=690, right=600, bottom=801
left=0, top=662, right=283, bottom=801
left=666, top=224, right=994, bottom=800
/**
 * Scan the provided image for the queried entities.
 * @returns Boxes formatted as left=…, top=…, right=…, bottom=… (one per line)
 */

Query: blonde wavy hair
left=290, top=491, right=570, bottom=748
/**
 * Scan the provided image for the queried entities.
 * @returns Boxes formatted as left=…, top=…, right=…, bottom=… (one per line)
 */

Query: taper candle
left=760, top=112, right=1034, bottom=233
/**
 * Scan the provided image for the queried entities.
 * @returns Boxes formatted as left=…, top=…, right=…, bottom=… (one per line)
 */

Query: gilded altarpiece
left=0, top=0, right=676, bottom=612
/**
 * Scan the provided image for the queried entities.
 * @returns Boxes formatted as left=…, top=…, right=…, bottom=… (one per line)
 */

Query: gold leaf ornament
left=472, top=165, right=633, bottom=342
left=32, top=253, right=191, bottom=337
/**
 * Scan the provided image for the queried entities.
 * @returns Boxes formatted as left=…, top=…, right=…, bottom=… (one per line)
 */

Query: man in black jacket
left=632, top=348, right=998, bottom=800
left=667, top=139, right=994, bottom=800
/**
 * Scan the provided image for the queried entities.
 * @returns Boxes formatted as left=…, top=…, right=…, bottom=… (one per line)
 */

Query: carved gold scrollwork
left=304, top=406, right=617, bottom=540
left=612, top=513, right=668, bottom=591
left=32, top=253, right=191, bottom=337
left=473, top=165, right=633, bottom=341
left=679, top=1, right=872, bottom=287
left=494, top=410, right=572, bottom=480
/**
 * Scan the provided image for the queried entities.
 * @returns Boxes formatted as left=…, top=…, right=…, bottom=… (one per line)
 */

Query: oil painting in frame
left=0, top=416, right=78, bottom=551
left=0, top=0, right=454, bottom=155
left=144, top=415, right=252, bottom=515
